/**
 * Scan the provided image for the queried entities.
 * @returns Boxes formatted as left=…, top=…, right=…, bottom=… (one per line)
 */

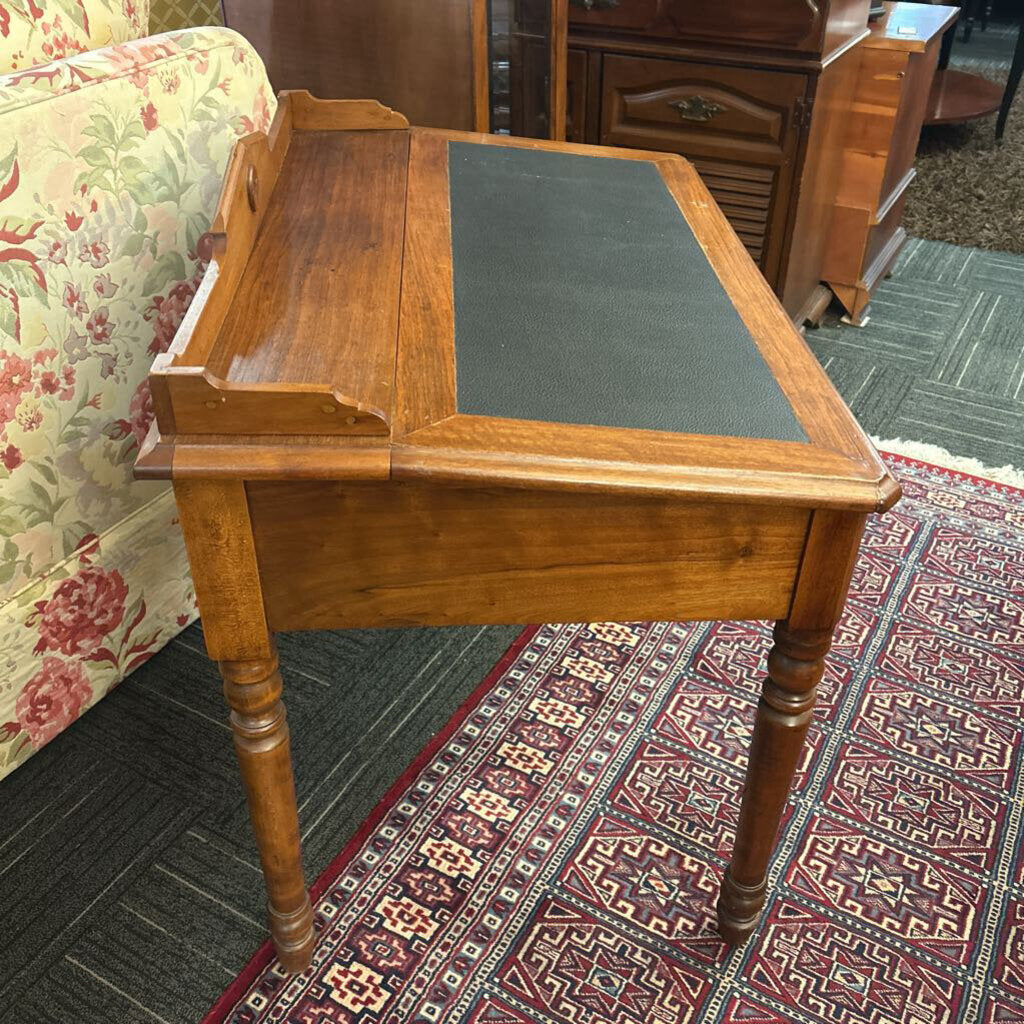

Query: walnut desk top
left=136, top=91, right=900, bottom=972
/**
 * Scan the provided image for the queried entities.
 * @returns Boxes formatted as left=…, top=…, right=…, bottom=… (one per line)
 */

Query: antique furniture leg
left=717, top=620, right=831, bottom=941
left=717, top=511, right=866, bottom=943
left=174, top=479, right=315, bottom=971
left=220, top=648, right=315, bottom=972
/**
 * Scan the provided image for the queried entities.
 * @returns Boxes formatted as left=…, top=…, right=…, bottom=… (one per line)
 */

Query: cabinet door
left=486, top=0, right=568, bottom=138
left=600, top=54, right=807, bottom=284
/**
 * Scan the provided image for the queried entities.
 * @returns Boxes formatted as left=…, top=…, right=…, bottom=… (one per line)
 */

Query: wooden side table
left=137, top=92, right=900, bottom=972
left=823, top=1, right=959, bottom=325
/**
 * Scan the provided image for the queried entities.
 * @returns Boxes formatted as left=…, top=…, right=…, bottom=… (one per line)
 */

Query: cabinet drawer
left=601, top=54, right=806, bottom=155
left=568, top=0, right=824, bottom=51
left=600, top=54, right=807, bottom=283
left=865, top=173, right=912, bottom=274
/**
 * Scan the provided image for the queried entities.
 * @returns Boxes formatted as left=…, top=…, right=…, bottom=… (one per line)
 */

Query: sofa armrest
left=0, top=27, right=274, bottom=597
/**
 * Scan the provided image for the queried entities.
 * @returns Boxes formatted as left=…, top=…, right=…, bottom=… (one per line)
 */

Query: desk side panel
left=248, top=481, right=808, bottom=629
left=208, top=130, right=409, bottom=424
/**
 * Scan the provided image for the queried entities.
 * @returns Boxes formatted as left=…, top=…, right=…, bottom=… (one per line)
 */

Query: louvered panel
left=692, top=158, right=776, bottom=271
left=598, top=54, right=805, bottom=290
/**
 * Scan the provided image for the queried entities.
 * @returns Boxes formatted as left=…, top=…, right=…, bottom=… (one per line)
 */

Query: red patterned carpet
left=206, top=454, right=1024, bottom=1024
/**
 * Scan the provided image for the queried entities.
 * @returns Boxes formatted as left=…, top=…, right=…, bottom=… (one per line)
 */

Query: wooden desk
left=136, top=91, right=900, bottom=973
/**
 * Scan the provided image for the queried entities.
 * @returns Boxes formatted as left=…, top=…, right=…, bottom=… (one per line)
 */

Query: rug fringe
left=872, top=436, right=1024, bottom=488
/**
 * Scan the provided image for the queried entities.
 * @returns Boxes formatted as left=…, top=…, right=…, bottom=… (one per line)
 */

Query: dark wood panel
left=221, top=0, right=478, bottom=130
left=567, top=47, right=588, bottom=141
left=570, top=0, right=827, bottom=51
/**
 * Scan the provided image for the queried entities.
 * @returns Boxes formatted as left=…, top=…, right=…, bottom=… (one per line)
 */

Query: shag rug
left=904, top=22, right=1024, bottom=255
left=205, top=452, right=1024, bottom=1024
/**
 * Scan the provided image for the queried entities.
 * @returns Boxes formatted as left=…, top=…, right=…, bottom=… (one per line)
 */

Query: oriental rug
left=205, top=453, right=1024, bottom=1024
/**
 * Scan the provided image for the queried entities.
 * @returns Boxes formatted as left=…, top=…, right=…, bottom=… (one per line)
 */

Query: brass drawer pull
left=570, top=0, right=620, bottom=9
left=668, top=96, right=726, bottom=122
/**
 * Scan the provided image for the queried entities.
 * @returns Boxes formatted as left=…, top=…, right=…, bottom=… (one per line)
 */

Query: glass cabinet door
left=485, top=0, right=567, bottom=139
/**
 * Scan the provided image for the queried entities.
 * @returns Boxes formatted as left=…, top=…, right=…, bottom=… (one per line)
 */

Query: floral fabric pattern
left=0, top=0, right=149, bottom=73
left=1, top=490, right=195, bottom=774
left=0, top=27, right=276, bottom=778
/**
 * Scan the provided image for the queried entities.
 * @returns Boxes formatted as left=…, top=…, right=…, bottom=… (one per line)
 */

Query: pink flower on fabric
left=78, top=240, right=109, bottom=268
left=64, top=210, right=83, bottom=231
left=63, top=282, right=88, bottom=319
left=0, top=349, right=31, bottom=425
left=241, top=89, right=272, bottom=135
left=86, top=306, right=114, bottom=343
left=37, top=370, right=60, bottom=395
left=47, top=240, right=68, bottom=265
left=59, top=364, right=75, bottom=400
left=33, top=565, right=129, bottom=656
left=1, top=442, right=21, bottom=470
left=128, top=377, right=153, bottom=447
left=93, top=273, right=118, bottom=298
left=145, top=273, right=201, bottom=355
left=15, top=657, right=92, bottom=747
left=63, top=326, right=88, bottom=364
left=140, top=101, right=158, bottom=131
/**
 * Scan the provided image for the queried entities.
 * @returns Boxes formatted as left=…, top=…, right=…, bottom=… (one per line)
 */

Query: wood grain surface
left=248, top=480, right=811, bottom=629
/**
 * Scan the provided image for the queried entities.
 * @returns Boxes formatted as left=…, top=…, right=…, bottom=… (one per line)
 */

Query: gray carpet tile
left=0, top=625, right=520, bottom=1024
left=0, top=240, right=1021, bottom=1023
left=810, top=237, right=1024, bottom=467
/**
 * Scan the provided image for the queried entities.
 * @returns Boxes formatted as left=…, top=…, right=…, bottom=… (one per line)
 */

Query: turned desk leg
left=220, top=647, right=315, bottom=972
left=174, top=479, right=316, bottom=973
left=717, top=508, right=867, bottom=945
left=716, top=620, right=830, bottom=943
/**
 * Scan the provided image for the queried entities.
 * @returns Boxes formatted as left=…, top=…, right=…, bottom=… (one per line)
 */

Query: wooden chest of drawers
left=822, top=2, right=958, bottom=325
left=566, top=0, right=871, bottom=323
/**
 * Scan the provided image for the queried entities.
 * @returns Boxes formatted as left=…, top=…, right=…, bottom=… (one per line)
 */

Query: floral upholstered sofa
left=0, top=0, right=276, bottom=778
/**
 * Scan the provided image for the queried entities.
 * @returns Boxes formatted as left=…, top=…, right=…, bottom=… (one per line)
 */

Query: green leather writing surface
left=447, top=141, right=807, bottom=442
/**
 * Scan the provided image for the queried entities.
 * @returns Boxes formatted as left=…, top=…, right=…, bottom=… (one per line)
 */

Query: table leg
left=996, top=19, right=1024, bottom=141
left=174, top=478, right=317, bottom=972
left=220, top=645, right=315, bottom=972
left=716, top=620, right=831, bottom=943
left=716, top=508, right=868, bottom=944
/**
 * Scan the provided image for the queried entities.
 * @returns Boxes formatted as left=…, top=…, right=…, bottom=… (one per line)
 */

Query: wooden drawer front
left=601, top=55, right=806, bottom=280
left=569, top=0, right=823, bottom=51
left=865, top=173, right=912, bottom=275
left=601, top=55, right=806, bottom=154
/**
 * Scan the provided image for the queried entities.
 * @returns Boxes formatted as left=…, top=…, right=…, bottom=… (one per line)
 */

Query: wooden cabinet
left=222, top=0, right=568, bottom=139
left=566, top=0, right=871, bottom=322
left=823, top=2, right=958, bottom=324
